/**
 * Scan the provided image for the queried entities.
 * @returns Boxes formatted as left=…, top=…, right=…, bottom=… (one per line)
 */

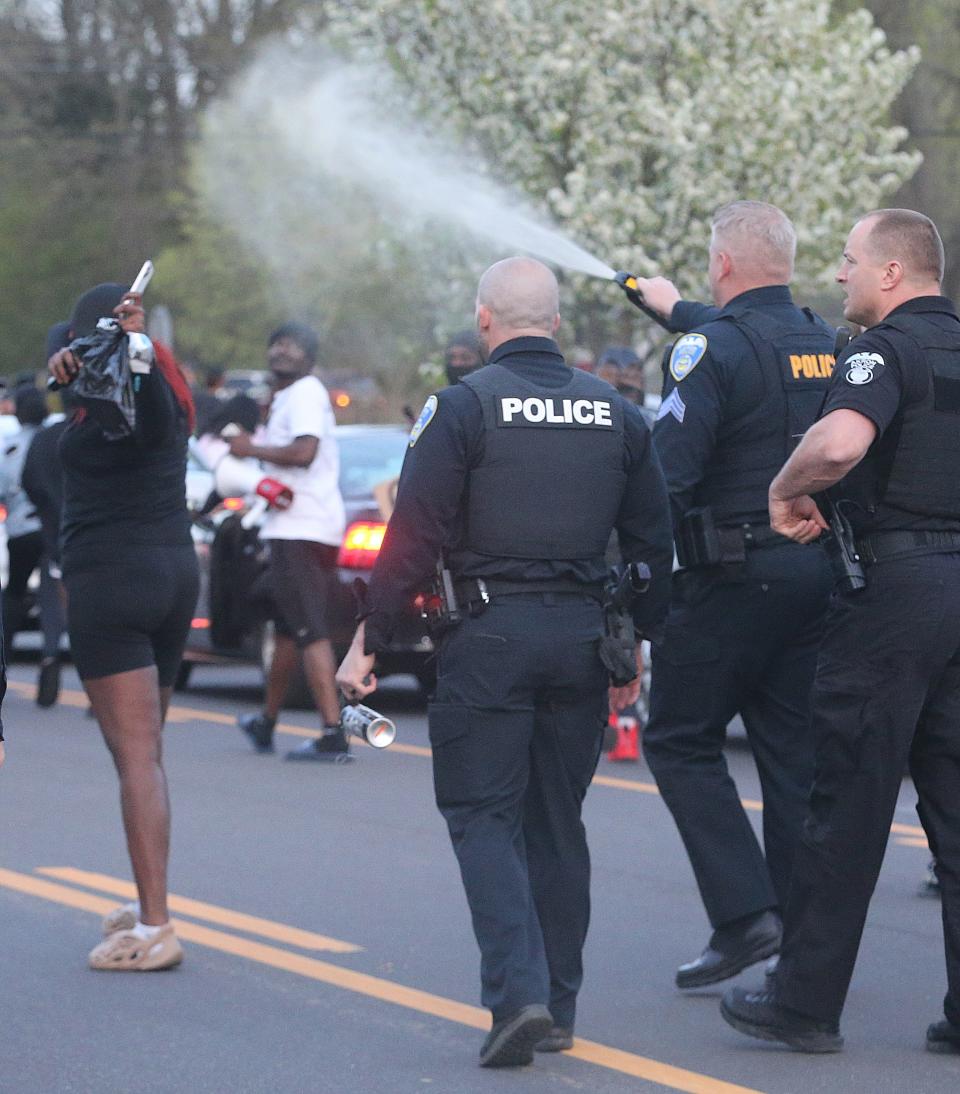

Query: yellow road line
left=0, top=866, right=763, bottom=1094
left=7, top=679, right=928, bottom=839
left=895, top=837, right=929, bottom=848
left=36, top=867, right=360, bottom=953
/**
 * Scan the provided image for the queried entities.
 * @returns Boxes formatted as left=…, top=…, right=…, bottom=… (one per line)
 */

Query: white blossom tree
left=329, top=0, right=920, bottom=338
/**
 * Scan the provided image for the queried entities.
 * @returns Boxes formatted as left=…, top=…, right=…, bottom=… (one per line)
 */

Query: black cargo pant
left=428, top=592, right=607, bottom=1028
left=643, top=542, right=832, bottom=928
left=775, top=551, right=960, bottom=1027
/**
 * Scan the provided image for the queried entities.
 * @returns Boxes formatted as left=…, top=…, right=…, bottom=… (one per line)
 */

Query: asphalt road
left=1, top=659, right=957, bottom=1094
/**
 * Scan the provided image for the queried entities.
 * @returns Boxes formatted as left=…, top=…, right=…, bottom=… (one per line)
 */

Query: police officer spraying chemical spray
left=722, top=210, right=960, bottom=1056
left=618, top=202, right=835, bottom=991
left=337, top=257, right=673, bottom=1068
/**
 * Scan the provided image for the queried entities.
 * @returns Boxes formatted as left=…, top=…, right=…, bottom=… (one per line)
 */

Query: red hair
left=153, top=339, right=196, bottom=433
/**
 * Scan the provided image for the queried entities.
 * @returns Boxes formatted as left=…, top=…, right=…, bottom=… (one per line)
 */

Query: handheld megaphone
left=340, top=704, right=397, bottom=749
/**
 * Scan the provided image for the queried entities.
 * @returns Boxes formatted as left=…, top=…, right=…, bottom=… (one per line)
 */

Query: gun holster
left=816, top=496, right=867, bottom=595
left=676, top=507, right=746, bottom=568
left=419, top=563, right=490, bottom=638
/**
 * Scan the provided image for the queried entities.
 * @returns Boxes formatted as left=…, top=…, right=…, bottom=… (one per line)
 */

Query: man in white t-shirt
left=227, top=322, right=348, bottom=760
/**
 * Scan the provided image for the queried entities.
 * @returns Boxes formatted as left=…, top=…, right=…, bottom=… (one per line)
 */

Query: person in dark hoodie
left=443, top=330, right=484, bottom=385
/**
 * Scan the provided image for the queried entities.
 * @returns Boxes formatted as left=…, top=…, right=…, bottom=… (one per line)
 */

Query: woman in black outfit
left=49, top=283, right=198, bottom=970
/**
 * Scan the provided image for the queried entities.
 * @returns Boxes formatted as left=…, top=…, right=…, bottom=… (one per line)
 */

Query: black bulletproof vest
left=460, top=363, right=626, bottom=560
left=861, top=309, right=960, bottom=519
left=694, top=308, right=835, bottom=524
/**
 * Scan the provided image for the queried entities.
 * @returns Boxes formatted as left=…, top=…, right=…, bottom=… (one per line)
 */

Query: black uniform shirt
left=822, top=295, right=960, bottom=534
left=654, top=285, right=802, bottom=530
left=364, top=337, right=674, bottom=653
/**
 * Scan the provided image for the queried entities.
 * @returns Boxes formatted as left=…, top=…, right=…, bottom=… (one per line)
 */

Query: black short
left=65, top=544, right=199, bottom=686
left=267, top=539, right=338, bottom=648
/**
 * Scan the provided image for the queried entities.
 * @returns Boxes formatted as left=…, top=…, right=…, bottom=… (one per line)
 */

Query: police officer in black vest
left=336, top=256, right=673, bottom=1068
left=631, top=201, right=835, bottom=990
left=723, top=209, right=960, bottom=1055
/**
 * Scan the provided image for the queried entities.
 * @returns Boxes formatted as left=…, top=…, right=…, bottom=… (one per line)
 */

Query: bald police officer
left=337, top=257, right=673, bottom=1068
left=723, top=210, right=960, bottom=1054
left=633, top=201, right=835, bottom=990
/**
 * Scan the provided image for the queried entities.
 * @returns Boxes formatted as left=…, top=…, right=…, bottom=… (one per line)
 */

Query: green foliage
left=0, top=141, right=118, bottom=376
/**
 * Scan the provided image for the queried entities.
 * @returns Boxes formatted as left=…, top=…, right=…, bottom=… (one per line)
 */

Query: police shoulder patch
left=669, top=334, right=708, bottom=382
left=408, top=395, right=438, bottom=446
left=843, top=351, right=884, bottom=386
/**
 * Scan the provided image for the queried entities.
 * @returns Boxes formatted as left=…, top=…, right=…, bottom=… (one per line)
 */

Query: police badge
left=409, top=394, right=438, bottom=446
left=669, top=334, right=708, bottom=382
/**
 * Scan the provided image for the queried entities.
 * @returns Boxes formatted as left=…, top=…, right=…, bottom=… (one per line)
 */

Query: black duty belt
left=453, top=576, right=603, bottom=611
left=735, top=524, right=792, bottom=549
left=710, top=523, right=791, bottom=563
left=856, top=530, right=960, bottom=566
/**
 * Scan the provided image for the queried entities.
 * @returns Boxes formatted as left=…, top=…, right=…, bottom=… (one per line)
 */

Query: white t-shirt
left=260, top=374, right=345, bottom=545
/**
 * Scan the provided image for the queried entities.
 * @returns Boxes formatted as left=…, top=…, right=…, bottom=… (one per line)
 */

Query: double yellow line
left=0, top=864, right=764, bottom=1094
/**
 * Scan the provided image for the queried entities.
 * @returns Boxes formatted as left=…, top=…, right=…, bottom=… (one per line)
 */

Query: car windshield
left=337, top=429, right=408, bottom=499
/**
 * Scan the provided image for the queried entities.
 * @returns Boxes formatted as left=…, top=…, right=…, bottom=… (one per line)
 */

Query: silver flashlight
left=340, top=704, right=397, bottom=749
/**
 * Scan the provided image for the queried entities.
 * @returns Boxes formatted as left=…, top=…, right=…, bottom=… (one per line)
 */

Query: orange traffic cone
left=606, top=713, right=640, bottom=762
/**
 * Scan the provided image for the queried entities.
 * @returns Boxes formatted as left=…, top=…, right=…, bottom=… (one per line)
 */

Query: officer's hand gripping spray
left=340, top=579, right=397, bottom=748
left=340, top=702, right=397, bottom=748
left=614, top=272, right=674, bottom=331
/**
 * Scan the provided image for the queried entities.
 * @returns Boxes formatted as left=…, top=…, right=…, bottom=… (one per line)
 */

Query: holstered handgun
left=813, top=326, right=867, bottom=595
left=419, top=558, right=463, bottom=637
left=815, top=494, right=867, bottom=595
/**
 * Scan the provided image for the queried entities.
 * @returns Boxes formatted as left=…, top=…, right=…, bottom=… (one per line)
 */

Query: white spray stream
left=211, top=60, right=616, bottom=281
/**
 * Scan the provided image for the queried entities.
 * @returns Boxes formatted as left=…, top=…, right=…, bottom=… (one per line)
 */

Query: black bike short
left=267, top=539, right=338, bottom=648
left=65, top=544, right=199, bottom=685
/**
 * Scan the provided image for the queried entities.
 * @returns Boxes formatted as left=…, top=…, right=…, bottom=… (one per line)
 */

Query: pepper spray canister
left=340, top=704, right=397, bottom=749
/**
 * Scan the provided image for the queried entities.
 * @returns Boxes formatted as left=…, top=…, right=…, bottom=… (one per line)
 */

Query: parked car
left=180, top=423, right=434, bottom=695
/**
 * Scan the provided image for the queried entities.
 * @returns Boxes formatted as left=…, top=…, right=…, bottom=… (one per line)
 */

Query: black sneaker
left=535, top=1025, right=574, bottom=1052
left=238, top=712, right=276, bottom=753
left=285, top=732, right=352, bottom=763
left=721, top=985, right=843, bottom=1053
left=479, top=1004, right=553, bottom=1067
left=926, top=1018, right=960, bottom=1054
left=36, top=657, right=61, bottom=708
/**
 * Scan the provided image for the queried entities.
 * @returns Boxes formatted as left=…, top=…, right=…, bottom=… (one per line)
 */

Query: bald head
left=858, top=209, right=944, bottom=284
left=475, top=257, right=561, bottom=354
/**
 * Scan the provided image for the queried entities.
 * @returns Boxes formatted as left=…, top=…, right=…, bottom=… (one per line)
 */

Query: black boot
left=676, top=909, right=782, bottom=989
left=721, top=985, right=843, bottom=1053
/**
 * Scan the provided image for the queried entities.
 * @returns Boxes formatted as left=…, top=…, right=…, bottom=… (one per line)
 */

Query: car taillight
left=338, top=521, right=387, bottom=569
